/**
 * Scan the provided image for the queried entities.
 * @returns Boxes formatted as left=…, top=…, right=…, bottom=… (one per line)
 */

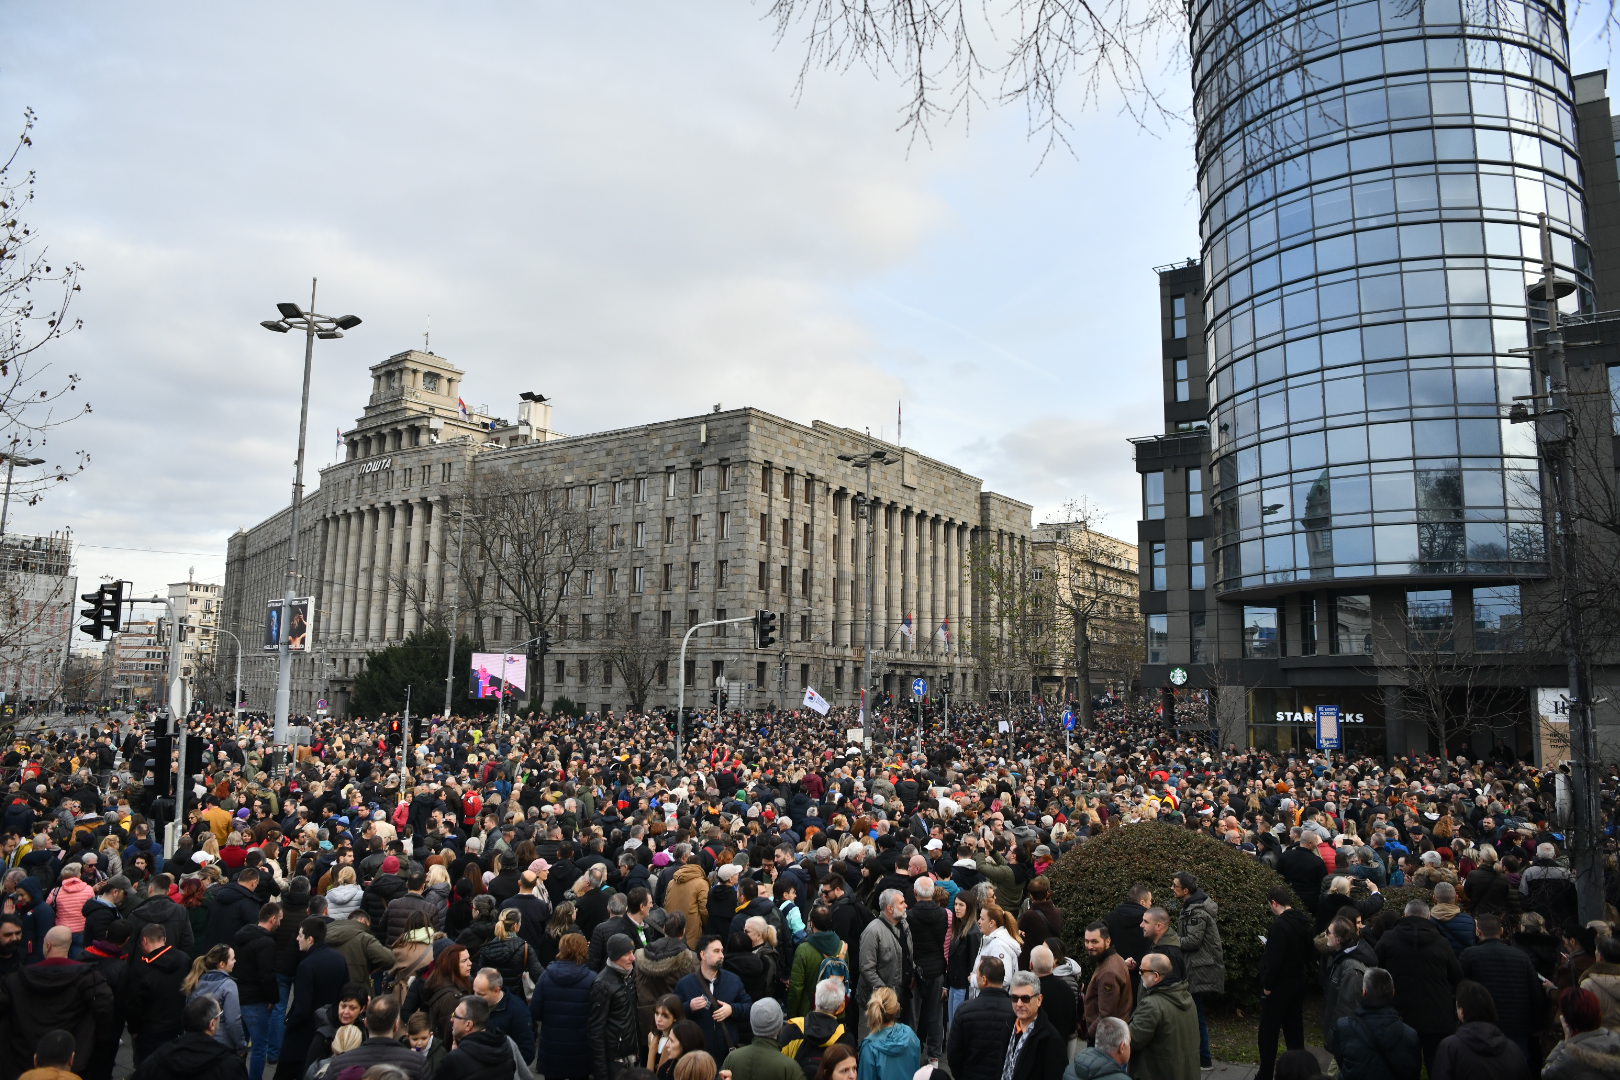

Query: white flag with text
left=802, top=687, right=831, bottom=715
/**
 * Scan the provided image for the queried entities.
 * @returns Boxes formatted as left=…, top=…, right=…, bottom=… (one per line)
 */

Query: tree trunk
left=1075, top=609, right=1093, bottom=727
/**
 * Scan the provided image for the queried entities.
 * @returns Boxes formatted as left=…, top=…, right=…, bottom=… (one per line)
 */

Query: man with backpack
left=789, top=905, right=850, bottom=1017
left=781, top=977, right=857, bottom=1079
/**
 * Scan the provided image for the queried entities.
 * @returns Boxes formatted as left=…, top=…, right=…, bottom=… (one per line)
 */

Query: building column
left=831, top=491, right=847, bottom=649
left=916, top=516, right=933, bottom=656
left=317, top=514, right=340, bottom=645
left=871, top=499, right=887, bottom=656
left=426, top=496, right=446, bottom=613
left=886, top=505, right=902, bottom=658
left=344, top=507, right=373, bottom=639
left=384, top=500, right=409, bottom=639
left=403, top=499, right=429, bottom=635
left=330, top=511, right=354, bottom=642
left=367, top=503, right=392, bottom=641
left=943, top=521, right=958, bottom=663
left=853, top=494, right=867, bottom=656
left=898, top=508, right=914, bottom=655
left=930, top=516, right=945, bottom=654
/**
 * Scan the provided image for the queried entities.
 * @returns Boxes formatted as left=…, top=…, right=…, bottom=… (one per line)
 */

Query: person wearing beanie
left=588, top=933, right=641, bottom=1080
left=722, top=996, right=800, bottom=1080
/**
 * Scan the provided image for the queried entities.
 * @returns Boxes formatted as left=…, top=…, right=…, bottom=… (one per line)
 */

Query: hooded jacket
left=430, top=1027, right=520, bottom=1080
left=1176, top=891, right=1224, bottom=996
left=325, top=881, right=365, bottom=919
left=1333, top=1003, right=1421, bottom=1080
left=12, top=877, right=56, bottom=962
left=1067, top=1047, right=1133, bottom=1080
left=231, top=922, right=279, bottom=1006
left=1375, top=915, right=1461, bottom=1036
left=1543, top=1028, right=1620, bottom=1080
left=1432, top=1020, right=1530, bottom=1080
left=126, top=943, right=192, bottom=1036
left=664, top=864, right=709, bottom=948
left=201, top=880, right=261, bottom=951
left=1129, top=979, right=1199, bottom=1080
left=1321, top=941, right=1379, bottom=1051
left=0, top=957, right=116, bottom=1079
left=635, top=935, right=698, bottom=1032
left=129, top=1030, right=251, bottom=1080
left=46, top=875, right=94, bottom=934
left=858, top=1022, right=922, bottom=1080
left=531, top=959, right=595, bottom=1078
left=128, top=892, right=194, bottom=957
left=325, top=916, right=396, bottom=989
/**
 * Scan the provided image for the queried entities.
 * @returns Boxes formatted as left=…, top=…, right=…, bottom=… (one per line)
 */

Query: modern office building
left=1136, top=0, right=1615, bottom=755
left=223, top=349, right=1033, bottom=718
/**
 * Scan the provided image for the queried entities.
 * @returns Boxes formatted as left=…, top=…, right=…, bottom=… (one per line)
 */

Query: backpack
left=782, top=1016, right=845, bottom=1080
left=814, top=942, right=852, bottom=997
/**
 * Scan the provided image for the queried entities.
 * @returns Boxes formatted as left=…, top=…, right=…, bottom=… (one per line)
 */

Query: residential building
left=223, top=349, right=1033, bottom=718
left=0, top=532, right=75, bottom=705
left=111, top=618, right=164, bottom=702
left=1029, top=520, right=1140, bottom=700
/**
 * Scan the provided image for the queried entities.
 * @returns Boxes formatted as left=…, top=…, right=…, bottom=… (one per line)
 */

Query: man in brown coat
left=662, top=845, right=709, bottom=948
left=1082, top=921, right=1134, bottom=1042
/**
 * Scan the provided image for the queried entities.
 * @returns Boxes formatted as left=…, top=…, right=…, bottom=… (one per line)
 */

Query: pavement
left=1210, top=1062, right=1259, bottom=1080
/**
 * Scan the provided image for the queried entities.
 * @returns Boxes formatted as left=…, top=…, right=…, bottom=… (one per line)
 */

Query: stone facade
left=223, top=349, right=1033, bottom=717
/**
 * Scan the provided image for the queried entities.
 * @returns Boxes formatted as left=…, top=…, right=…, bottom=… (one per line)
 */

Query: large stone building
left=0, top=532, right=75, bottom=705
left=223, top=349, right=1034, bottom=718
left=1134, top=0, right=1620, bottom=758
left=1029, top=521, right=1140, bottom=700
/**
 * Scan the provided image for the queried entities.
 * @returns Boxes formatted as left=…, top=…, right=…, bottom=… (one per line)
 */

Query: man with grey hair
left=1066, top=1016, right=1131, bottom=1080
left=1428, top=880, right=1474, bottom=957
left=1521, top=840, right=1577, bottom=929
left=857, top=887, right=914, bottom=1038
left=1005, top=970, right=1067, bottom=1080
left=1127, top=953, right=1197, bottom=1080
left=1375, top=897, right=1460, bottom=1074
left=780, top=978, right=852, bottom=1076
left=908, top=873, right=948, bottom=1060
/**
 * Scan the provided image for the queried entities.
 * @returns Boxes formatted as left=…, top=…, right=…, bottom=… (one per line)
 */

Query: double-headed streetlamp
left=0, top=442, right=45, bottom=539
left=260, top=280, right=361, bottom=747
left=838, top=438, right=895, bottom=751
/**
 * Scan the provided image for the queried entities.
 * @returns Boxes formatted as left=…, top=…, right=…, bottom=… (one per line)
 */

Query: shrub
left=551, top=696, right=586, bottom=718
left=1049, top=821, right=1291, bottom=1006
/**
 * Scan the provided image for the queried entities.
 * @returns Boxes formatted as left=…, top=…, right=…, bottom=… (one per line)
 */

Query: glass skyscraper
left=1148, top=0, right=1597, bottom=752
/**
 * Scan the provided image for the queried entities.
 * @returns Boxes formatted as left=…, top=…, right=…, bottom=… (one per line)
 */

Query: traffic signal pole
left=674, top=614, right=758, bottom=762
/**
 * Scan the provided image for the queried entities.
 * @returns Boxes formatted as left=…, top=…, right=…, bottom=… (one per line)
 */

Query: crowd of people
left=0, top=698, right=1614, bottom=1080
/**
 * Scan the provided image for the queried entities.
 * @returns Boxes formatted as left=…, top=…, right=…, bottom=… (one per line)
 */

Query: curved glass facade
left=1193, top=0, right=1587, bottom=592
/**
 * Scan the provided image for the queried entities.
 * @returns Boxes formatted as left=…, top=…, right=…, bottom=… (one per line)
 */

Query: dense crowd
left=0, top=699, right=1616, bottom=1080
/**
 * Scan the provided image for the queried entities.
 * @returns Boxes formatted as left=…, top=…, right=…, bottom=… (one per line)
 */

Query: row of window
left=1142, top=469, right=1205, bottom=521
left=1213, top=519, right=1543, bottom=589
left=1147, top=540, right=1208, bottom=592
left=1236, top=584, right=1522, bottom=657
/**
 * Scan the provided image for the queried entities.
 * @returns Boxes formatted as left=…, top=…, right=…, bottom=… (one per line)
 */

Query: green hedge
left=1049, top=822, right=1292, bottom=1007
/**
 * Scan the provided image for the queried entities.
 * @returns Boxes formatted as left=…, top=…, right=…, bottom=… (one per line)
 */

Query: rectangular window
left=1188, top=468, right=1205, bottom=516
left=1299, top=595, right=1318, bottom=657
left=441, top=462, right=453, bottom=483
left=579, top=614, right=593, bottom=640
left=1407, top=589, right=1454, bottom=650
left=607, top=568, right=619, bottom=594
left=716, top=560, right=727, bottom=584
left=800, top=663, right=810, bottom=690
left=1174, top=357, right=1190, bottom=401
left=554, top=658, right=564, bottom=683
left=1144, top=472, right=1166, bottom=519
left=760, top=513, right=769, bottom=540
left=801, top=567, right=810, bottom=596
left=719, top=511, right=731, bottom=539
left=588, top=484, right=601, bottom=509
left=762, top=465, right=772, bottom=494
left=610, top=524, right=623, bottom=549
left=782, top=518, right=790, bottom=546
left=578, top=659, right=589, bottom=683
left=632, top=567, right=645, bottom=593
left=690, top=514, right=701, bottom=542
left=717, top=608, right=728, bottom=637
left=781, top=565, right=790, bottom=594
left=656, top=660, right=668, bottom=686
left=1243, top=605, right=1280, bottom=658
left=664, top=517, right=676, bottom=544
left=660, top=610, right=672, bottom=636
left=636, top=477, right=648, bottom=503
left=687, top=609, right=699, bottom=630
left=665, top=469, right=677, bottom=498
left=1190, top=611, right=1210, bottom=663
left=758, top=561, right=768, bottom=589
left=583, top=569, right=596, bottom=597
left=1474, top=585, right=1521, bottom=652
left=613, top=479, right=626, bottom=505
left=689, top=562, right=700, bottom=589
left=719, top=463, right=732, bottom=491
left=662, top=563, right=674, bottom=591
left=693, top=466, right=706, bottom=494
left=1190, top=539, right=1206, bottom=590
left=805, top=478, right=813, bottom=503
left=833, top=533, right=840, bottom=561
left=1171, top=294, right=1188, bottom=338
left=1146, top=613, right=1169, bottom=664
left=633, top=521, right=646, bottom=548
left=834, top=665, right=844, bottom=690
left=756, top=661, right=769, bottom=687
left=799, top=612, right=810, bottom=641
left=1331, top=594, right=1373, bottom=654
left=1150, top=543, right=1167, bottom=590
left=803, top=523, right=811, bottom=550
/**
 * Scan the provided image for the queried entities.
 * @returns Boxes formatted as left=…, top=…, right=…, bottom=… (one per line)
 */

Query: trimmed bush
left=1049, top=822, right=1290, bottom=1006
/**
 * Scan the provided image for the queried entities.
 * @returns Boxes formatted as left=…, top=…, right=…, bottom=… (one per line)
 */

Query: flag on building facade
left=936, top=618, right=951, bottom=651
left=458, top=397, right=469, bottom=419
left=899, top=613, right=914, bottom=638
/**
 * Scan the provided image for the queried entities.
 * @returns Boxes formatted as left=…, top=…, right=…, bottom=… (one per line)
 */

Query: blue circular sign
left=1062, top=709, right=1075, bottom=730
left=912, top=678, right=928, bottom=698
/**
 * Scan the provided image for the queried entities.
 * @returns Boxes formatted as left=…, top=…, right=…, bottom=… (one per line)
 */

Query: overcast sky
left=6, top=4, right=1616, bottom=612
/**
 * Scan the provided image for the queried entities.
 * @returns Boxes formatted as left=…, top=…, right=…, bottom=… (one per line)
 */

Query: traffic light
left=78, top=581, right=125, bottom=640
left=142, top=733, right=173, bottom=799
left=753, top=609, right=778, bottom=649
left=388, top=717, right=402, bottom=747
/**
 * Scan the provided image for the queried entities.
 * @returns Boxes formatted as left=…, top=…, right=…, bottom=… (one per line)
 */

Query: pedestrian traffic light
left=142, top=733, right=173, bottom=800
left=754, top=609, right=778, bottom=649
left=388, top=717, right=402, bottom=746
left=78, top=581, right=125, bottom=640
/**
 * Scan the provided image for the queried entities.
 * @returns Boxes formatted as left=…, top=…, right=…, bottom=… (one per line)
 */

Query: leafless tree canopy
left=764, top=0, right=1186, bottom=152
left=597, top=600, right=675, bottom=714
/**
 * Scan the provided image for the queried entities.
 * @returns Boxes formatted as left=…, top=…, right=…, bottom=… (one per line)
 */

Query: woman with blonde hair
left=969, top=901, right=1022, bottom=995
left=673, top=1049, right=718, bottom=1080
left=327, top=864, right=364, bottom=919
left=182, top=944, right=247, bottom=1050
left=859, top=985, right=920, bottom=1080
left=479, top=907, right=542, bottom=1001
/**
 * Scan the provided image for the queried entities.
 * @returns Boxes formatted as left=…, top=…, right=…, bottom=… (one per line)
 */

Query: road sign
left=1062, top=709, right=1075, bottom=730
left=1316, top=705, right=1341, bottom=750
left=912, top=678, right=927, bottom=699
left=316, top=698, right=328, bottom=710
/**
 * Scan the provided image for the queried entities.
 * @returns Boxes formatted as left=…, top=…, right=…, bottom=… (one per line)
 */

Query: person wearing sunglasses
left=1126, top=954, right=1200, bottom=1080
left=1003, top=971, right=1066, bottom=1080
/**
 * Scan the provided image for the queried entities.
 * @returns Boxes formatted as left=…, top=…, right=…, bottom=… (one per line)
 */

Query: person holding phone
left=676, top=935, right=753, bottom=1055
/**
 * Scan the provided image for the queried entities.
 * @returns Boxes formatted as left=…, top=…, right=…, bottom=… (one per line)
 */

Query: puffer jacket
left=1432, top=1020, right=1530, bottom=1080
left=383, top=891, right=440, bottom=943
left=531, top=959, right=595, bottom=1079
left=325, top=881, right=365, bottom=919
left=189, top=968, right=247, bottom=1050
left=859, top=1021, right=921, bottom=1080
left=664, top=864, right=709, bottom=947
left=636, top=936, right=698, bottom=1033
left=1333, top=1004, right=1422, bottom=1080
left=1543, top=1028, right=1620, bottom=1080
left=47, top=876, right=95, bottom=934
left=478, top=932, right=541, bottom=1000
left=360, top=872, right=407, bottom=929
left=1177, top=891, right=1225, bottom=995
left=1129, top=979, right=1200, bottom=1080
left=1066, top=1046, right=1132, bottom=1080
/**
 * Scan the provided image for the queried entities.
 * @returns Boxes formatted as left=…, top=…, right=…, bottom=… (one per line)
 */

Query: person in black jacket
left=132, top=995, right=250, bottom=1080
left=947, top=955, right=1016, bottom=1080
left=126, top=921, right=193, bottom=1065
left=1005, top=971, right=1068, bottom=1080
left=907, top=876, right=949, bottom=1061
left=1258, top=886, right=1315, bottom=1080
left=311, top=994, right=426, bottom=1079
left=1103, top=884, right=1152, bottom=971
left=475, top=966, right=535, bottom=1066
left=1458, top=914, right=1544, bottom=1063
left=439, top=994, right=521, bottom=1080
left=204, top=867, right=264, bottom=951
left=276, top=917, right=349, bottom=1080
left=1332, top=967, right=1421, bottom=1080
left=0, top=925, right=116, bottom=1080
left=1374, top=900, right=1462, bottom=1076
left=80, top=876, right=129, bottom=947
left=233, top=901, right=283, bottom=1080
left=1277, top=832, right=1328, bottom=913
left=1431, top=980, right=1530, bottom=1080
left=589, top=934, right=642, bottom=1080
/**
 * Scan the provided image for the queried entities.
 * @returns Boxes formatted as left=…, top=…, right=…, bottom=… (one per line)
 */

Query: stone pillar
left=898, top=509, right=914, bottom=655
left=917, top=516, right=933, bottom=656
left=886, top=505, right=902, bottom=657
left=367, top=503, right=392, bottom=641
left=403, top=499, right=429, bottom=635
left=944, top=521, right=958, bottom=662
left=344, top=507, right=373, bottom=639
left=960, top=526, right=974, bottom=661
left=330, top=511, right=354, bottom=642
left=870, top=499, right=887, bottom=655
left=426, top=496, right=446, bottom=612
left=319, top=513, right=342, bottom=643
left=384, top=500, right=409, bottom=638
left=853, top=494, right=867, bottom=654
left=930, top=517, right=944, bottom=653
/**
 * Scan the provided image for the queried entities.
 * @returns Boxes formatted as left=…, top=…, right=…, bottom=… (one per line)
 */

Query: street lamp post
left=260, top=280, right=361, bottom=747
left=838, top=438, right=895, bottom=752
left=211, top=627, right=245, bottom=723
left=0, top=444, right=45, bottom=539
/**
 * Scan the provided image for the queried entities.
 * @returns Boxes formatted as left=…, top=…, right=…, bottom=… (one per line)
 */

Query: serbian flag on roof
left=899, top=613, right=914, bottom=639
left=457, top=397, right=469, bottom=419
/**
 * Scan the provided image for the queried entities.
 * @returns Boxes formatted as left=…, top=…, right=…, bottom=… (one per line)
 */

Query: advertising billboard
left=263, top=597, right=312, bottom=651
left=470, top=652, right=528, bottom=699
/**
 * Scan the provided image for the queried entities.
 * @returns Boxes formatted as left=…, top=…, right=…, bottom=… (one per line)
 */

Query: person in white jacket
left=968, top=902, right=1022, bottom=998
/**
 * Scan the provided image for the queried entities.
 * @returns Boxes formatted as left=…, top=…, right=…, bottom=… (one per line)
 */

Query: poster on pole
left=470, top=652, right=527, bottom=699
left=263, top=597, right=312, bottom=651
left=1316, top=705, right=1341, bottom=750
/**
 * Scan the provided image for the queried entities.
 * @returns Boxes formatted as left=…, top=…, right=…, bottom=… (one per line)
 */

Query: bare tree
left=1032, top=500, right=1138, bottom=723
left=597, top=599, right=675, bottom=714
left=970, top=539, right=1056, bottom=702
left=459, top=472, right=600, bottom=695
